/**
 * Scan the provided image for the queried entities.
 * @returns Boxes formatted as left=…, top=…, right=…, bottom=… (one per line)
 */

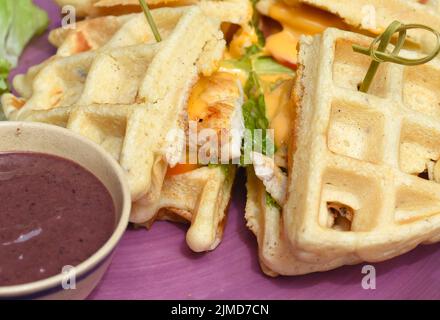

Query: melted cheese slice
left=187, top=75, right=213, bottom=122
left=260, top=74, right=295, bottom=149
left=264, top=0, right=347, bottom=66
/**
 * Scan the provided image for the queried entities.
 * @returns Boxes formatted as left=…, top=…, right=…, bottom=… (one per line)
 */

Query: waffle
left=143, top=165, right=236, bottom=252
left=3, top=6, right=222, bottom=199
left=300, top=0, right=440, bottom=51
left=55, top=0, right=187, bottom=17
left=256, top=0, right=440, bottom=67
left=2, top=4, right=248, bottom=251
left=247, top=28, right=440, bottom=275
left=56, top=0, right=250, bottom=21
left=131, top=69, right=244, bottom=252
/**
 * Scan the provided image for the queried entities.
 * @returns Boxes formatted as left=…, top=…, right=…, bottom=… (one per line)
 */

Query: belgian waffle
left=247, top=28, right=440, bottom=275
left=2, top=4, right=248, bottom=252
left=301, top=0, right=440, bottom=51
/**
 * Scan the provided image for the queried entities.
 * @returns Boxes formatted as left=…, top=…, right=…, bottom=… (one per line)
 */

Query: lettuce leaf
left=242, top=67, right=272, bottom=155
left=0, top=59, right=10, bottom=94
left=0, top=59, right=11, bottom=119
left=266, top=192, right=281, bottom=209
left=254, top=56, right=294, bottom=75
left=0, top=0, right=49, bottom=118
left=224, top=45, right=291, bottom=165
left=0, top=0, right=49, bottom=68
left=208, top=163, right=231, bottom=176
left=221, top=46, right=294, bottom=77
left=250, top=0, right=265, bottom=47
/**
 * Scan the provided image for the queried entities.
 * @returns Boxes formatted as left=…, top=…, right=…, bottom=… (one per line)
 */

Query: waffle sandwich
left=2, top=3, right=250, bottom=252
left=247, top=27, right=440, bottom=276
left=55, top=0, right=250, bottom=20
left=55, top=0, right=185, bottom=17
left=257, top=0, right=440, bottom=67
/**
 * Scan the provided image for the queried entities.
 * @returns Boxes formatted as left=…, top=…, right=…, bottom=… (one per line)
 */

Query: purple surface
left=14, top=0, right=440, bottom=299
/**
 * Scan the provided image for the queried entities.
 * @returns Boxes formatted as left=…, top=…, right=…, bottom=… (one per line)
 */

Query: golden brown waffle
left=247, top=28, right=440, bottom=275
left=256, top=0, right=440, bottom=67
left=2, top=4, right=249, bottom=251
left=55, top=0, right=189, bottom=17
left=300, top=0, right=440, bottom=51
left=55, top=0, right=250, bottom=22
left=144, top=165, right=236, bottom=252
left=3, top=7, right=223, bottom=199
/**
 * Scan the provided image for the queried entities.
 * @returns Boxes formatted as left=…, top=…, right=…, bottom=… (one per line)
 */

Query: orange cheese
left=265, top=30, right=300, bottom=68
left=166, top=163, right=200, bottom=176
left=187, top=75, right=212, bottom=122
left=228, top=28, right=259, bottom=59
left=264, top=0, right=347, bottom=66
left=260, top=74, right=295, bottom=148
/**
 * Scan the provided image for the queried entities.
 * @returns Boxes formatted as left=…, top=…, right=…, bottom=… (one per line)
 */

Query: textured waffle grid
left=1, top=4, right=248, bottom=252
left=3, top=6, right=225, bottom=201
left=300, top=0, right=440, bottom=52
left=288, top=28, right=440, bottom=263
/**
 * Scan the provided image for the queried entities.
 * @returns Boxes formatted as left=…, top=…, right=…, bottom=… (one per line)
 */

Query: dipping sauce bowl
left=0, top=122, right=131, bottom=299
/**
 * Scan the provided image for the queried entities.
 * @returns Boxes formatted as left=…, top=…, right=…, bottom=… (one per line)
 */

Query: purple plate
left=13, top=0, right=440, bottom=299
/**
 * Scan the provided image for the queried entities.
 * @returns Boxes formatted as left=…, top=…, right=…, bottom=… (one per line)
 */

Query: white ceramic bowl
left=0, top=122, right=131, bottom=299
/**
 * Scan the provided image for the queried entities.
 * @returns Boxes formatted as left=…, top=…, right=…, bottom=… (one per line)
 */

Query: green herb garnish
left=353, top=21, right=440, bottom=93
left=0, top=0, right=49, bottom=84
left=253, top=56, right=295, bottom=75
left=0, top=0, right=49, bottom=120
left=250, top=0, right=265, bottom=47
left=139, top=0, right=162, bottom=42
left=0, top=59, right=10, bottom=96
left=208, top=163, right=231, bottom=176
left=222, top=45, right=293, bottom=166
left=234, top=46, right=273, bottom=165
left=0, top=0, right=49, bottom=68
left=222, top=45, right=294, bottom=76
left=266, top=192, right=281, bottom=209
